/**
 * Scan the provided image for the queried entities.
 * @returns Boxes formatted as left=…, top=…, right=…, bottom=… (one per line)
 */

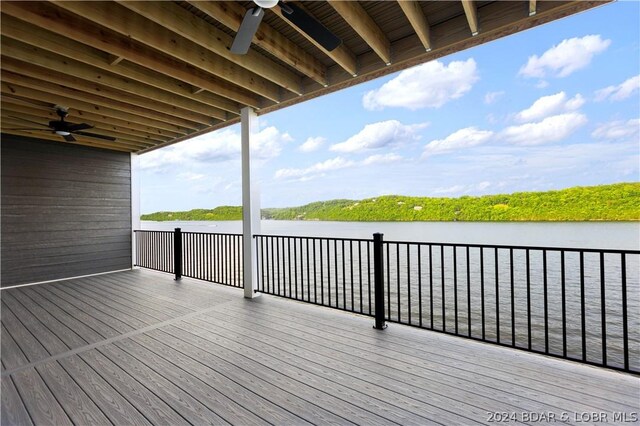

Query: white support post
left=130, top=153, right=141, bottom=269
left=241, top=107, right=261, bottom=298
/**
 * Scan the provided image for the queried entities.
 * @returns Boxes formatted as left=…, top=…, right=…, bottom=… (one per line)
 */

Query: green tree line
left=141, top=183, right=640, bottom=222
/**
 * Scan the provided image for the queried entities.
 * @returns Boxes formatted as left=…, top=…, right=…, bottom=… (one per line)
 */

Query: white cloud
left=362, top=153, right=403, bottom=166
left=362, top=58, right=478, bottom=110
left=177, top=172, right=205, bottom=181
left=275, top=157, right=355, bottom=180
left=140, top=126, right=291, bottom=171
left=515, top=92, right=585, bottom=122
left=330, top=120, right=427, bottom=153
left=595, top=75, right=640, bottom=102
left=501, top=112, right=588, bottom=145
left=299, top=136, right=325, bottom=153
left=591, top=119, right=640, bottom=140
left=274, top=153, right=404, bottom=181
left=519, top=35, right=611, bottom=78
left=484, top=91, right=505, bottom=105
left=424, top=127, right=494, bottom=155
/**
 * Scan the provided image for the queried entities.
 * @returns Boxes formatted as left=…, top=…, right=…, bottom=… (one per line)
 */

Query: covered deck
left=2, top=269, right=638, bottom=425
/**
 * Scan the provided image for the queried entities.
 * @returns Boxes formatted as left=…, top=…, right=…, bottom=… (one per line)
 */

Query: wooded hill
left=141, top=183, right=639, bottom=222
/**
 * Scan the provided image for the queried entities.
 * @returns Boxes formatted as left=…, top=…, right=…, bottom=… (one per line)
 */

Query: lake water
left=139, top=220, right=640, bottom=371
left=141, top=220, right=640, bottom=250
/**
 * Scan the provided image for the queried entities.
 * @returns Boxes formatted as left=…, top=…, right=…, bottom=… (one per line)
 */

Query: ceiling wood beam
left=50, top=2, right=274, bottom=106
left=0, top=79, right=196, bottom=135
left=2, top=110, right=155, bottom=148
left=0, top=15, right=228, bottom=122
left=329, top=1, right=392, bottom=65
left=117, top=1, right=303, bottom=96
left=2, top=102, right=171, bottom=143
left=1, top=58, right=202, bottom=134
left=270, top=4, right=358, bottom=77
left=461, top=0, right=480, bottom=36
left=529, top=0, right=538, bottom=16
left=398, top=1, right=432, bottom=51
left=1, top=38, right=218, bottom=126
left=2, top=98, right=181, bottom=140
left=1, top=120, right=136, bottom=152
left=188, top=1, right=328, bottom=87
left=1, top=2, right=248, bottom=113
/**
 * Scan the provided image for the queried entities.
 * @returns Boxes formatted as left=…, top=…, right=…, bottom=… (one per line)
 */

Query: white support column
left=241, top=107, right=261, bottom=298
left=130, top=153, right=141, bottom=269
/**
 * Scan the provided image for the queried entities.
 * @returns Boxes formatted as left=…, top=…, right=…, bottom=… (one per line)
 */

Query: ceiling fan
left=5, top=107, right=116, bottom=142
left=231, top=0, right=341, bottom=55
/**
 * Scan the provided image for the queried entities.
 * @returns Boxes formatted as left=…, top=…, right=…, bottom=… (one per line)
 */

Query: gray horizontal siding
left=1, top=134, right=132, bottom=286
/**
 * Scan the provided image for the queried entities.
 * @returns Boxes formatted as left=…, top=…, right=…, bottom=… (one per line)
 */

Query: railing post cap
left=175, top=227, right=181, bottom=232
left=373, top=232, right=384, bottom=240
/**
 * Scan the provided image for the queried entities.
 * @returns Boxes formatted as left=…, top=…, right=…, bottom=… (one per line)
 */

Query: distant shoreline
left=141, top=183, right=640, bottom=222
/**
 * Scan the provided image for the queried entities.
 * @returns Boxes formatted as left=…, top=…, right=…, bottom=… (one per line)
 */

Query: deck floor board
left=1, top=268, right=638, bottom=425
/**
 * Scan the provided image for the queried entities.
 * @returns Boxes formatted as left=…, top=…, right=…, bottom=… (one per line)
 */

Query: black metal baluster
left=429, top=244, right=434, bottom=329
left=358, top=241, right=363, bottom=313
left=467, top=246, right=471, bottom=337
left=600, top=251, right=606, bottom=365
left=350, top=241, right=354, bottom=312
left=288, top=237, right=292, bottom=298
left=580, top=251, right=586, bottom=362
left=495, top=247, right=500, bottom=343
left=441, top=245, right=445, bottom=332
left=387, top=242, right=391, bottom=320
left=407, top=244, right=411, bottom=325
left=276, top=237, right=281, bottom=295
left=306, top=238, right=311, bottom=302
left=418, top=245, right=423, bottom=328
left=342, top=240, right=346, bottom=310
left=561, top=250, right=566, bottom=357
left=510, top=248, right=515, bottom=347
left=480, top=247, right=485, bottom=340
left=334, top=239, right=339, bottom=308
left=621, top=254, right=629, bottom=371
left=367, top=242, right=372, bottom=315
left=543, top=250, right=549, bottom=354
left=320, top=239, right=324, bottom=305
left=454, top=246, right=458, bottom=334
left=327, top=239, right=331, bottom=306
left=294, top=238, right=299, bottom=300
left=397, top=243, right=401, bottom=322
left=526, top=249, right=531, bottom=350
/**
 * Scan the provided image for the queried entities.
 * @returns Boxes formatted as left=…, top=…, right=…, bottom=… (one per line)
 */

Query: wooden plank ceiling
left=0, top=1, right=608, bottom=153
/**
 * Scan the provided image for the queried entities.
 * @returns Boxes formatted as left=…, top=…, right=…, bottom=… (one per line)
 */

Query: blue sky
left=140, top=1, right=639, bottom=213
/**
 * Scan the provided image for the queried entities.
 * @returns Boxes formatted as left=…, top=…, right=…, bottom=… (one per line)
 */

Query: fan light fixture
left=254, top=0, right=278, bottom=8
left=55, top=130, right=71, bottom=136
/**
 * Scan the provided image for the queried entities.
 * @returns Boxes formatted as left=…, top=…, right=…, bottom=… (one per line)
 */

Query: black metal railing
left=134, top=230, right=174, bottom=274
left=255, top=233, right=639, bottom=374
left=134, top=229, right=243, bottom=288
left=182, top=231, right=243, bottom=288
left=254, top=234, right=375, bottom=316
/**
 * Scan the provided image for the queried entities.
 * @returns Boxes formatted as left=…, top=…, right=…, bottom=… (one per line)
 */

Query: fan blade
left=279, top=2, right=341, bottom=51
left=63, top=134, right=76, bottom=142
left=8, top=116, right=51, bottom=128
left=230, top=7, right=265, bottom=55
left=74, top=131, right=116, bottom=141
left=67, top=122, right=93, bottom=132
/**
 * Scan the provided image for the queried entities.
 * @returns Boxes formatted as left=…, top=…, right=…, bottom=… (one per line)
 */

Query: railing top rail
left=382, top=239, right=640, bottom=254
left=181, top=231, right=243, bottom=237
left=134, top=230, right=174, bottom=234
left=253, top=233, right=373, bottom=243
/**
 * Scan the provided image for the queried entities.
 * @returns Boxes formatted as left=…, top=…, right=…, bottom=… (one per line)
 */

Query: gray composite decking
left=1, top=269, right=639, bottom=425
